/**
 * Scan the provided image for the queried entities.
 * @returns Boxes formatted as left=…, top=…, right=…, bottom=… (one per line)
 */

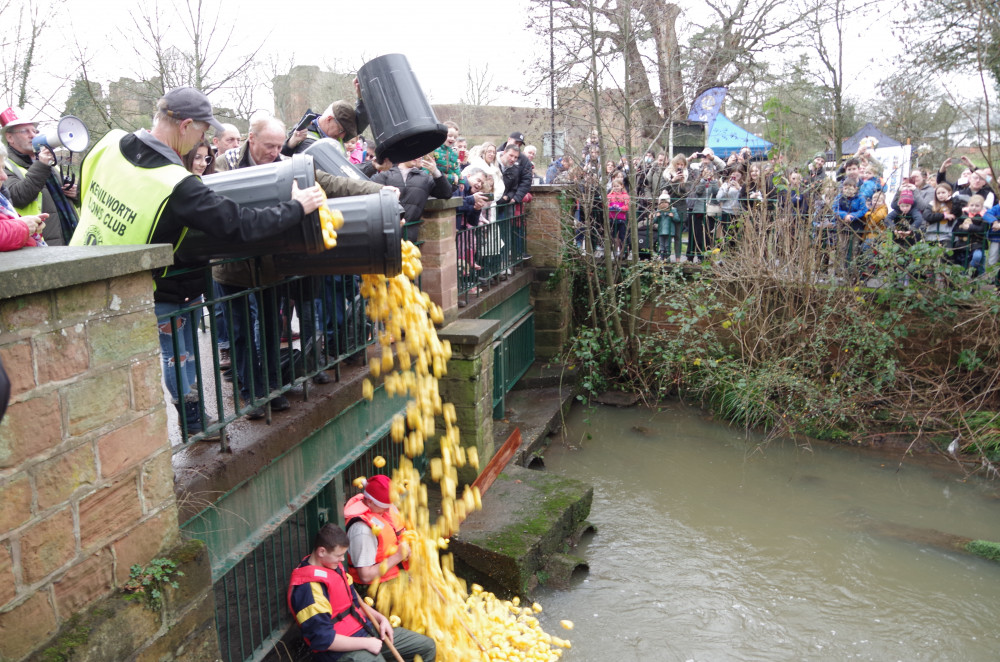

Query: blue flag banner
left=688, top=87, right=728, bottom=136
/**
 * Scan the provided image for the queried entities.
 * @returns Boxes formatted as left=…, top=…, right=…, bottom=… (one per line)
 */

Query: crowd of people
left=0, top=77, right=560, bottom=443
left=555, top=133, right=1000, bottom=279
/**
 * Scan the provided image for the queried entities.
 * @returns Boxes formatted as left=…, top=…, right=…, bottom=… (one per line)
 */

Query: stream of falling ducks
left=356, top=240, right=573, bottom=661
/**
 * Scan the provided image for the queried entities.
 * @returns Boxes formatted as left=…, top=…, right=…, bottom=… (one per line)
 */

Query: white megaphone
left=32, top=115, right=90, bottom=153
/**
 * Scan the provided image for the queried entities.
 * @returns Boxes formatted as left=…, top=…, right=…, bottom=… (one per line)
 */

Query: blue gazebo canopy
left=706, top=114, right=773, bottom=159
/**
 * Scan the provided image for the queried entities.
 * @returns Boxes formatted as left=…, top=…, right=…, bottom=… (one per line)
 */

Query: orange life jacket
left=343, top=493, right=408, bottom=584
left=287, top=559, right=369, bottom=647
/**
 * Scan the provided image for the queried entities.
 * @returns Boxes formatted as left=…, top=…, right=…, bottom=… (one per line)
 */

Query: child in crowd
left=607, top=174, right=630, bottom=258
left=862, top=190, right=888, bottom=244
left=952, top=194, right=986, bottom=273
left=858, top=163, right=883, bottom=203
left=984, top=202, right=1000, bottom=267
left=886, top=189, right=924, bottom=249
left=922, top=183, right=961, bottom=247
left=833, top=176, right=868, bottom=235
left=687, top=165, right=720, bottom=263
left=433, top=121, right=461, bottom=188
left=653, top=191, right=682, bottom=262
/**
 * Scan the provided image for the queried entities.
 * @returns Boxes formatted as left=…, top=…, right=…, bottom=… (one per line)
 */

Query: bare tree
left=461, top=64, right=498, bottom=106
left=0, top=0, right=63, bottom=109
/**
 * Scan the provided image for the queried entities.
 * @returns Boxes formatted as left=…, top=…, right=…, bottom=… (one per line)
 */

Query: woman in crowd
left=741, top=163, right=776, bottom=213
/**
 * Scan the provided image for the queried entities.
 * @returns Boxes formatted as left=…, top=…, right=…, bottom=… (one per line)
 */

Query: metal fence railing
left=157, top=258, right=372, bottom=451
left=491, top=311, right=535, bottom=420
left=456, top=202, right=529, bottom=306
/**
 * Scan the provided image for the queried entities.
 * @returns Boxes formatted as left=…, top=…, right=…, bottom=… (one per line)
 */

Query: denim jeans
left=155, top=300, right=201, bottom=404
left=216, top=284, right=281, bottom=403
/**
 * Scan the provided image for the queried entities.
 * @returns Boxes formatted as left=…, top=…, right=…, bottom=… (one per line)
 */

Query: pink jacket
left=0, top=214, right=35, bottom=252
left=608, top=190, right=630, bottom=221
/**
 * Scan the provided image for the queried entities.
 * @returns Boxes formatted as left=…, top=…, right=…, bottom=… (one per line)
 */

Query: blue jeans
left=155, top=300, right=202, bottom=404
left=212, top=281, right=230, bottom=350
left=216, top=283, right=281, bottom=403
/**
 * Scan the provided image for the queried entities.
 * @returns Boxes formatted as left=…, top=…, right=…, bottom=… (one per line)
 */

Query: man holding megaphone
left=1, top=107, right=80, bottom=245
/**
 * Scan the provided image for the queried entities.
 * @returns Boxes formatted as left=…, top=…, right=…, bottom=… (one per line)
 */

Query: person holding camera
left=1, top=107, right=79, bottom=245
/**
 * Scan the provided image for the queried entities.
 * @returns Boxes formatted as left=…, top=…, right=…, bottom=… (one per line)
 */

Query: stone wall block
left=0, top=292, right=52, bottom=335
left=52, top=548, right=114, bottom=617
left=64, top=368, right=130, bottom=437
left=34, top=443, right=98, bottom=511
left=98, top=408, right=167, bottom=479
left=0, top=542, right=16, bottom=607
left=34, top=324, right=90, bottom=385
left=20, top=508, right=76, bottom=585
left=0, top=472, right=33, bottom=534
left=88, top=310, right=160, bottom=367
left=130, top=356, right=165, bottom=412
left=111, top=272, right=156, bottom=312
left=0, top=591, right=58, bottom=661
left=0, top=341, right=34, bottom=397
left=53, top=280, right=107, bottom=322
left=141, top=450, right=175, bottom=509
left=79, top=476, right=143, bottom=550
left=0, top=392, right=62, bottom=469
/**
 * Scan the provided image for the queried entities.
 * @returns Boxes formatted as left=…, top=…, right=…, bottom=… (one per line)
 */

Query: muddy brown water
left=533, top=402, right=1000, bottom=661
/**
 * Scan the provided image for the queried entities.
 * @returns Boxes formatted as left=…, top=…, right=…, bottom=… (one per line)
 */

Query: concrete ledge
left=450, top=464, right=592, bottom=597
left=438, top=318, right=500, bottom=353
left=0, top=245, right=174, bottom=300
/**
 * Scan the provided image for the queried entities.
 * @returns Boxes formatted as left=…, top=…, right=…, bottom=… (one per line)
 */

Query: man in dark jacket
left=1, top=107, right=79, bottom=245
left=371, top=154, right=452, bottom=237
left=69, top=87, right=326, bottom=435
left=497, top=131, right=533, bottom=205
left=214, top=116, right=383, bottom=415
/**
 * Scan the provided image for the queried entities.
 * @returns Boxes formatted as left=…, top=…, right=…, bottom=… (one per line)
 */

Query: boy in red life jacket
left=344, top=475, right=411, bottom=593
left=287, top=524, right=435, bottom=661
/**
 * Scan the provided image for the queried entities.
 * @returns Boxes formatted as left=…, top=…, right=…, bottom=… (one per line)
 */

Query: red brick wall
left=0, top=272, right=179, bottom=661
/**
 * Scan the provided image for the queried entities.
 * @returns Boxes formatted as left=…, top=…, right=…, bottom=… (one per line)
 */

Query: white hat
left=658, top=192, right=670, bottom=201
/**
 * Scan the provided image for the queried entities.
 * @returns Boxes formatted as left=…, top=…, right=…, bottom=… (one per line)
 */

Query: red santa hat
left=363, top=474, right=392, bottom=508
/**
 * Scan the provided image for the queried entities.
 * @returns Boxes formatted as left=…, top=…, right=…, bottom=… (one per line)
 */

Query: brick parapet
left=0, top=246, right=183, bottom=662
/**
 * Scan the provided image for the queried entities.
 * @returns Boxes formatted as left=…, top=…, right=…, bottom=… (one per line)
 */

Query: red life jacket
left=343, top=493, right=408, bottom=584
left=287, top=558, right=369, bottom=646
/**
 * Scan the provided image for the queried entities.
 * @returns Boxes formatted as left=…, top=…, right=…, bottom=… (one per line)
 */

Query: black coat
left=372, top=166, right=452, bottom=223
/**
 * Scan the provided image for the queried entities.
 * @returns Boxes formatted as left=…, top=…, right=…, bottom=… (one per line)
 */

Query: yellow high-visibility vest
left=5, top=160, right=43, bottom=217
left=70, top=129, right=191, bottom=249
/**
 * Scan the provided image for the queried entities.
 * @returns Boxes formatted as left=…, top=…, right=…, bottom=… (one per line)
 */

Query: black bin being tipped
left=175, top=158, right=403, bottom=277
left=358, top=53, right=447, bottom=164
left=183, top=153, right=325, bottom=256
left=304, top=138, right=371, bottom=181
left=272, top=189, right=403, bottom=277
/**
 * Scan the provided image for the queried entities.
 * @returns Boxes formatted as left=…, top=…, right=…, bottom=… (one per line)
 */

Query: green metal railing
left=157, top=259, right=373, bottom=450
left=480, top=286, right=535, bottom=419
left=456, top=203, right=529, bottom=306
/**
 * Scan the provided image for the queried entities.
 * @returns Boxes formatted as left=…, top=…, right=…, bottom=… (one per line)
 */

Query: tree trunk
left=650, top=3, right=685, bottom=121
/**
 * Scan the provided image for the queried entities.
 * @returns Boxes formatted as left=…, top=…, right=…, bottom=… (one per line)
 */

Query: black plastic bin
left=304, top=138, right=371, bottom=181
left=358, top=53, right=447, bottom=164
left=185, top=154, right=325, bottom=256
left=272, top=189, right=403, bottom=277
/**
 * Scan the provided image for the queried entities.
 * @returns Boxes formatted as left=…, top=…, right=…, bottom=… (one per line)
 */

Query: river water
left=533, top=403, right=1000, bottom=661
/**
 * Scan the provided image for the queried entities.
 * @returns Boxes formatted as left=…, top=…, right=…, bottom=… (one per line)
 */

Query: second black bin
left=272, top=189, right=403, bottom=277
left=358, top=53, right=448, bottom=164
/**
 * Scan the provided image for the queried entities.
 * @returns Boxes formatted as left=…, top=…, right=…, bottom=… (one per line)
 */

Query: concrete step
left=450, top=464, right=593, bottom=597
